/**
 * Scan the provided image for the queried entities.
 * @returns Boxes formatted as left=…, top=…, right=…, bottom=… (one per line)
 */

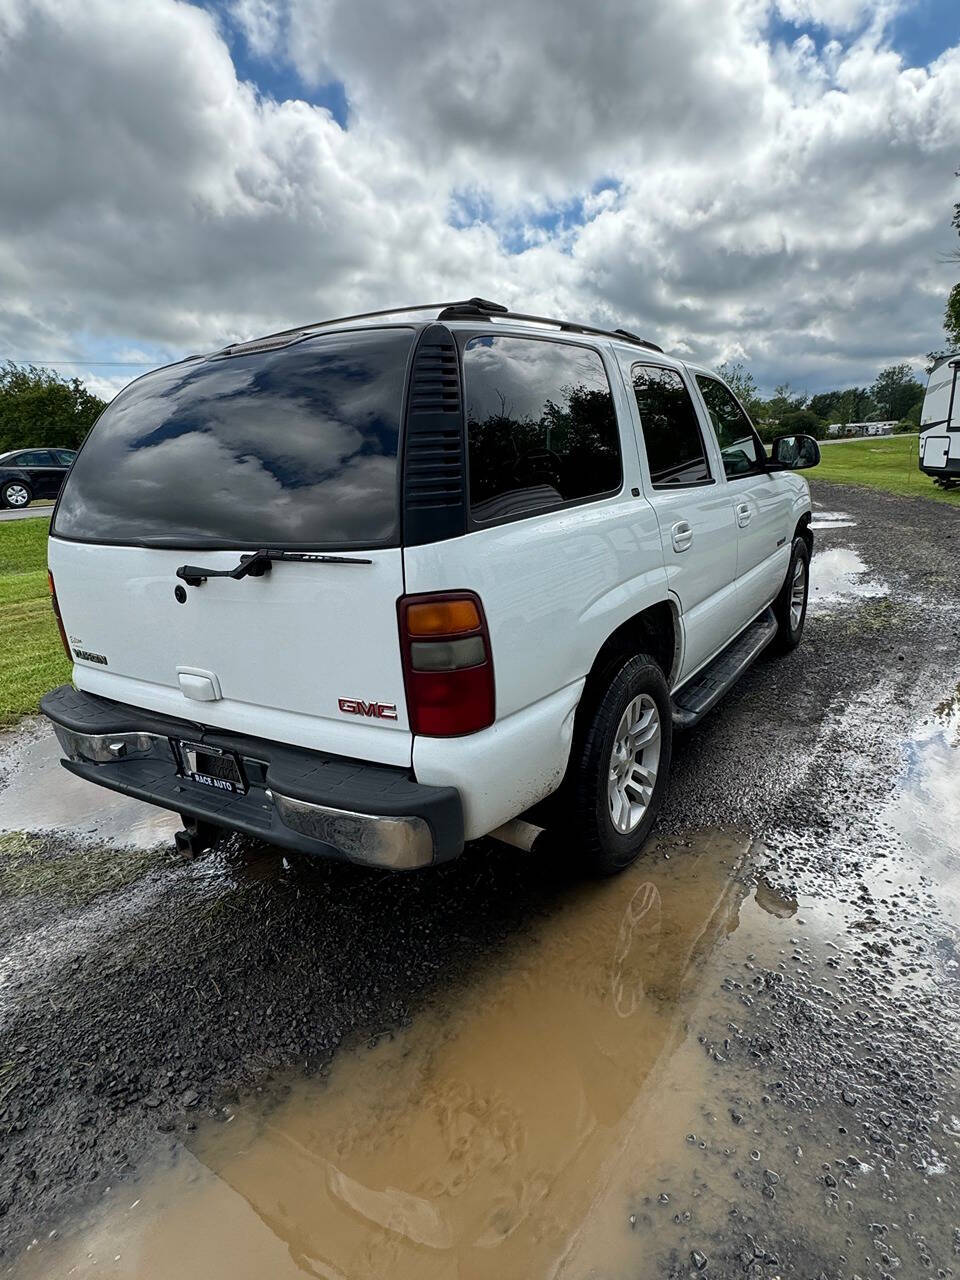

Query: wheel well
left=523, top=600, right=679, bottom=827
left=584, top=601, right=678, bottom=701
left=796, top=511, right=812, bottom=553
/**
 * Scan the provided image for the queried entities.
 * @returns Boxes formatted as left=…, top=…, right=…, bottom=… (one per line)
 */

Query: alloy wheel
left=607, top=694, right=661, bottom=835
left=790, top=556, right=807, bottom=631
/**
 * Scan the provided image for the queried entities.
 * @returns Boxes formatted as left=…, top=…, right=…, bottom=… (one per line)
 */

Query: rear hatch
left=49, top=327, right=415, bottom=767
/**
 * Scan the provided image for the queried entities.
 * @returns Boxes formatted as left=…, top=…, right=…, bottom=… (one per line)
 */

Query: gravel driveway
left=1, top=481, right=958, bottom=1278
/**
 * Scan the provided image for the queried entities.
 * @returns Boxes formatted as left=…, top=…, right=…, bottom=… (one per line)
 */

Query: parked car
left=0, top=447, right=77, bottom=508
left=41, top=299, right=819, bottom=874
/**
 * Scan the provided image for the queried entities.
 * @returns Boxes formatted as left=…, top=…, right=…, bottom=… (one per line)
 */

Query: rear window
left=464, top=334, right=621, bottom=522
left=53, top=328, right=414, bottom=549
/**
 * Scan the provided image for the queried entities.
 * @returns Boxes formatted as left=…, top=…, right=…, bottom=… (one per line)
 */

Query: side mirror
left=771, top=434, right=820, bottom=470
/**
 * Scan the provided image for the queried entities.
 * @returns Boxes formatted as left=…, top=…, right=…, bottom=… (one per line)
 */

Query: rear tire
left=565, top=653, right=673, bottom=876
left=772, top=536, right=810, bottom=653
left=1, top=481, right=32, bottom=509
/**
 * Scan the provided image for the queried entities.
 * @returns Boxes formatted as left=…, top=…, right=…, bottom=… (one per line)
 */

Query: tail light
left=48, top=571, right=72, bottom=661
left=398, top=591, right=495, bottom=736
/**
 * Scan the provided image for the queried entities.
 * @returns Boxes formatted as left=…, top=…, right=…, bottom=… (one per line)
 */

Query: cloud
left=0, top=0, right=957, bottom=399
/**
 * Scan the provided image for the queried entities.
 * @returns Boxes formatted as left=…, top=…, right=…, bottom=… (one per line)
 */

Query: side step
left=671, top=607, right=778, bottom=728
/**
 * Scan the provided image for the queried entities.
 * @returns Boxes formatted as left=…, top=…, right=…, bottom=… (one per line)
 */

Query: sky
left=0, top=0, right=958, bottom=402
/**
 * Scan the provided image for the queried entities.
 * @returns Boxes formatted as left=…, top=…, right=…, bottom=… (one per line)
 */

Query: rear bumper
left=40, top=685, right=463, bottom=870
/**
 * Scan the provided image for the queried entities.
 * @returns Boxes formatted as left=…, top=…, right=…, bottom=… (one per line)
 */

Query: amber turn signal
left=405, top=598, right=481, bottom=637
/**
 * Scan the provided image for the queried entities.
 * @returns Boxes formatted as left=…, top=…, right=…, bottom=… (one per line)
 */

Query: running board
left=671, top=607, right=778, bottom=728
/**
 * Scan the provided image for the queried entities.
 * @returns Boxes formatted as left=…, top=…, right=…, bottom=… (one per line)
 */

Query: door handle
left=735, top=502, right=752, bottom=528
left=671, top=520, right=693, bottom=553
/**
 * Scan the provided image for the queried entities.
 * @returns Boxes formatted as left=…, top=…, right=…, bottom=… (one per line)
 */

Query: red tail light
left=48, top=571, right=72, bottom=661
left=398, top=591, right=495, bottom=736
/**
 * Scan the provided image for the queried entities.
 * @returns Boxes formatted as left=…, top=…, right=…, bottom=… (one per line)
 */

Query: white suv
left=41, top=299, right=819, bottom=874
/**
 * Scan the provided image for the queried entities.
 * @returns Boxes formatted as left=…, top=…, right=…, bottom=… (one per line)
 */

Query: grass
left=815, top=434, right=960, bottom=506
left=0, top=517, right=71, bottom=728
left=0, top=831, right=173, bottom=904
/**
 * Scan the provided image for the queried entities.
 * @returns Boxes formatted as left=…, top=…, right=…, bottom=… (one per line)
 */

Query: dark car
left=0, top=448, right=77, bottom=508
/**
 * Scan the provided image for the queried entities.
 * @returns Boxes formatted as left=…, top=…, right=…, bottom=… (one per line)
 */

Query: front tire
left=566, top=653, right=673, bottom=876
left=1, top=481, right=32, bottom=509
left=772, top=536, right=810, bottom=653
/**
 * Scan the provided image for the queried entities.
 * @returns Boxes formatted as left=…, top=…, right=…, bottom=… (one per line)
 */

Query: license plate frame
left=176, top=740, right=247, bottom=795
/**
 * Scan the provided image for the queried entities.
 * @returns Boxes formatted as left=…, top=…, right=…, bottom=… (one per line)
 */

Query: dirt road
left=1, top=481, right=958, bottom=1278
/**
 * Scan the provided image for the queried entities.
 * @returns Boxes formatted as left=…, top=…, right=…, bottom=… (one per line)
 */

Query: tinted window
left=464, top=336, right=621, bottom=521
left=695, top=376, right=764, bottom=477
left=631, top=365, right=711, bottom=487
left=26, top=450, right=57, bottom=466
left=54, top=450, right=76, bottom=466
left=54, top=328, right=414, bottom=548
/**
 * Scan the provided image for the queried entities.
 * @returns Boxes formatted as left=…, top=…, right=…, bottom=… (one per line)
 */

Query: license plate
left=177, top=741, right=246, bottom=794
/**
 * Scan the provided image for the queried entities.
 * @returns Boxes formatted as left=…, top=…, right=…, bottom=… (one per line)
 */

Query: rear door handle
left=735, top=502, right=752, bottom=528
left=671, top=520, right=693, bottom=553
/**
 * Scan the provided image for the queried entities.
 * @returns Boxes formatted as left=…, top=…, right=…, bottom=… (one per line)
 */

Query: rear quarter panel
left=404, top=492, right=669, bottom=837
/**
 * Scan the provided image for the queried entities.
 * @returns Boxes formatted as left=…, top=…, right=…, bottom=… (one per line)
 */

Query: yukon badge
left=338, top=697, right=398, bottom=721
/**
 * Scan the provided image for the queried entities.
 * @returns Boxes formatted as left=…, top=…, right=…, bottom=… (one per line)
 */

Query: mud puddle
left=13, top=833, right=756, bottom=1278
left=0, top=727, right=178, bottom=849
left=883, top=681, right=960, bottom=926
left=809, top=510, right=857, bottom=531
left=808, top=546, right=888, bottom=610
left=19, top=793, right=960, bottom=1280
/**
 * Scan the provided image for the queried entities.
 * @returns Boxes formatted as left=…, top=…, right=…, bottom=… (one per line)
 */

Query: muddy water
left=0, top=728, right=178, bottom=848
left=886, top=682, right=960, bottom=923
left=20, top=834, right=761, bottom=1278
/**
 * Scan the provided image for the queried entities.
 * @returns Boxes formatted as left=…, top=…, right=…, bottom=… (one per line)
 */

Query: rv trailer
left=919, top=355, right=960, bottom=489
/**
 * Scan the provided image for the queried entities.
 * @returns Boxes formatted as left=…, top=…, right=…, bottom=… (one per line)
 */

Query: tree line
left=0, top=362, right=106, bottom=454
left=0, top=353, right=933, bottom=457
left=714, top=360, right=927, bottom=444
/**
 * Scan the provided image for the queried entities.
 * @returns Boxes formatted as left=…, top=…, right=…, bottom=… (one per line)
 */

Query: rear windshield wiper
left=176, top=549, right=372, bottom=587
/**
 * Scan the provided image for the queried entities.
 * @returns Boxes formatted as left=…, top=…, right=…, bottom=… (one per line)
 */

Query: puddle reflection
left=23, top=834, right=752, bottom=1280
left=887, top=688, right=960, bottom=927
left=808, top=546, right=888, bottom=610
left=0, top=729, right=178, bottom=849
left=809, top=510, right=857, bottom=530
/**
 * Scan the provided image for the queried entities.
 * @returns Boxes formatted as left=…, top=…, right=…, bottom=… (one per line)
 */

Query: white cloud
left=0, top=0, right=957, bottom=398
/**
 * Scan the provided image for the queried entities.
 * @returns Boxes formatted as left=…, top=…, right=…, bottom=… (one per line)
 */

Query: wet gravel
left=1, top=480, right=959, bottom=1274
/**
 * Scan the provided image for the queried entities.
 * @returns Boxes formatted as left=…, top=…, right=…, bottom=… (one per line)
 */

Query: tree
left=762, top=383, right=807, bottom=429
left=715, top=361, right=763, bottom=420
left=780, top=408, right=826, bottom=439
left=941, top=166, right=959, bottom=347
left=902, top=398, right=924, bottom=430
left=808, top=390, right=843, bottom=422
left=829, top=386, right=879, bottom=425
left=870, top=363, right=925, bottom=421
left=0, top=363, right=105, bottom=453
left=945, top=282, right=960, bottom=350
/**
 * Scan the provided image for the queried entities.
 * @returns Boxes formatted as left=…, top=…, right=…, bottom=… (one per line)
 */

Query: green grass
left=0, top=831, right=174, bottom=904
left=815, top=434, right=960, bottom=506
left=0, top=517, right=71, bottom=728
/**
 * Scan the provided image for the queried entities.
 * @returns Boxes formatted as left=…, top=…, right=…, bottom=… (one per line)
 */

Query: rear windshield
left=53, top=328, right=414, bottom=549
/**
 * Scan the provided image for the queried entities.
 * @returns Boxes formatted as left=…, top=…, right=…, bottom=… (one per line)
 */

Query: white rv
left=919, top=355, right=960, bottom=488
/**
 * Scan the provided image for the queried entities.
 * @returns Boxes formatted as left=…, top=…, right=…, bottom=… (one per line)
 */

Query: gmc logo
left=338, top=697, right=399, bottom=721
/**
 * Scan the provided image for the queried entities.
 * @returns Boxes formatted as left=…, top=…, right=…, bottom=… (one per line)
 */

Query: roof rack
left=435, top=297, right=663, bottom=353
left=216, top=297, right=663, bottom=357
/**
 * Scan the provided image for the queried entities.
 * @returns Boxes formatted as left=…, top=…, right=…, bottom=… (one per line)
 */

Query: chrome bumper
left=47, top=708, right=461, bottom=871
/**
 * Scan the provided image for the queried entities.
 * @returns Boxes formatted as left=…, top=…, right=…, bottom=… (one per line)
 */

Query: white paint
left=48, top=325, right=811, bottom=844
left=49, top=540, right=412, bottom=766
